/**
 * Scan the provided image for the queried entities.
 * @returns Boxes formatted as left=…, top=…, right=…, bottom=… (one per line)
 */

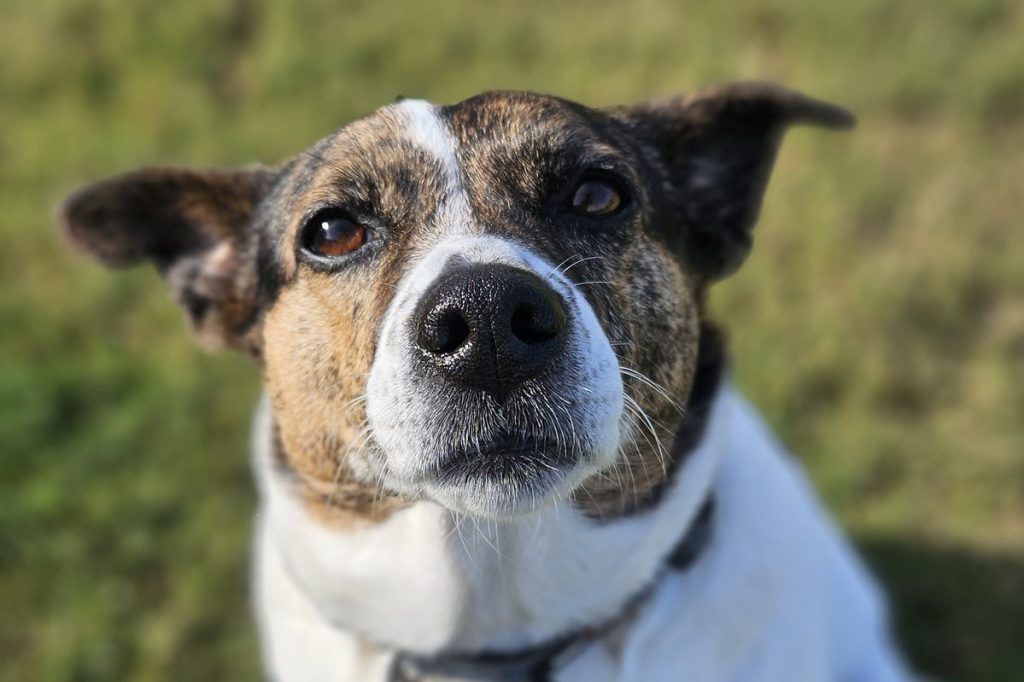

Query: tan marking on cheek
left=575, top=243, right=703, bottom=518
left=262, top=273, right=407, bottom=526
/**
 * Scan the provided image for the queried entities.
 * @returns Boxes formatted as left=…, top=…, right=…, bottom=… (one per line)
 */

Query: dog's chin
left=419, top=434, right=590, bottom=519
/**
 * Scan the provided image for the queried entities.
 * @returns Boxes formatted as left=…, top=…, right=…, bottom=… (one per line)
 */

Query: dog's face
left=60, top=84, right=851, bottom=522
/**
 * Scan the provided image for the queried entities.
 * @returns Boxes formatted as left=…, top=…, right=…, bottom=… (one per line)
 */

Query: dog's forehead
left=310, top=91, right=605, bottom=183
left=269, top=91, right=625, bottom=262
left=440, top=90, right=595, bottom=141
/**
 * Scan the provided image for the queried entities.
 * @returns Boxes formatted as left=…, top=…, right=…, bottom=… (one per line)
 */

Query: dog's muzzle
left=412, top=264, right=569, bottom=401
left=366, top=236, right=624, bottom=517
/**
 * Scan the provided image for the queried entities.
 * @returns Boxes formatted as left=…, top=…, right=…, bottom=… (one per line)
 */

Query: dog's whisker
left=567, top=280, right=614, bottom=289
left=620, top=366, right=683, bottom=414
left=622, top=396, right=670, bottom=481
left=560, top=254, right=604, bottom=275
left=554, top=253, right=579, bottom=273
left=615, top=413, right=649, bottom=509
left=321, top=421, right=372, bottom=508
left=474, top=516, right=503, bottom=560
left=452, top=511, right=476, bottom=569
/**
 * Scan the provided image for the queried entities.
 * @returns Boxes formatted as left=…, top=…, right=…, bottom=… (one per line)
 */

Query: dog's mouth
left=431, top=430, right=574, bottom=484
left=424, top=429, right=581, bottom=516
left=364, top=237, right=626, bottom=518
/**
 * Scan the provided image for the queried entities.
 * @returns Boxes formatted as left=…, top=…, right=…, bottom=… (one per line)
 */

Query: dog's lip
left=429, top=430, right=574, bottom=483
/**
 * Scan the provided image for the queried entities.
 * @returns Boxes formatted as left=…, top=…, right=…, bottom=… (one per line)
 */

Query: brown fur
left=59, top=166, right=275, bottom=353
left=60, top=84, right=851, bottom=527
left=573, top=244, right=702, bottom=518
left=439, top=92, right=705, bottom=518
left=262, top=273, right=410, bottom=526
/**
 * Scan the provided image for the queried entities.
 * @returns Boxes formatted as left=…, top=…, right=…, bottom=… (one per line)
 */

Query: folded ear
left=623, top=82, right=854, bottom=280
left=58, top=165, right=278, bottom=352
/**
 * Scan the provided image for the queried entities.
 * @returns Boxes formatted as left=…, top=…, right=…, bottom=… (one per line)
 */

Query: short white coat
left=253, top=384, right=910, bottom=681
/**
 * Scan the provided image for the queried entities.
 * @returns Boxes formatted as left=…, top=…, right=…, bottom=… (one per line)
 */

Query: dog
left=60, top=82, right=911, bottom=681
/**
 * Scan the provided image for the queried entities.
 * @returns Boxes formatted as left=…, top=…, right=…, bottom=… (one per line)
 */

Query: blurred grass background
left=1, top=0, right=1022, bottom=679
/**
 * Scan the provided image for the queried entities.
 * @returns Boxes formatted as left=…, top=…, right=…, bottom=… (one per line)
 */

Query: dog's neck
left=253, top=340, right=727, bottom=657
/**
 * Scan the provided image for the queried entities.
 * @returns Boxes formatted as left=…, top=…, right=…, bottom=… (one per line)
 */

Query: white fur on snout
left=362, top=99, right=624, bottom=516
left=366, top=235, right=624, bottom=515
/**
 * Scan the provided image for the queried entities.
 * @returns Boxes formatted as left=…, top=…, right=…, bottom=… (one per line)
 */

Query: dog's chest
left=252, top=391, right=724, bottom=656
left=257, top=475, right=717, bottom=655
left=253, top=389, right=905, bottom=682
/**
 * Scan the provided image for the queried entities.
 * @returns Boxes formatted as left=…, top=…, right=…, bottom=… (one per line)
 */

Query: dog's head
left=60, top=84, right=851, bottom=521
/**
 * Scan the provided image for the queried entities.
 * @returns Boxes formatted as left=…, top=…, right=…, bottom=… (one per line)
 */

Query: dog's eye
left=567, top=177, right=625, bottom=217
left=300, top=210, right=368, bottom=259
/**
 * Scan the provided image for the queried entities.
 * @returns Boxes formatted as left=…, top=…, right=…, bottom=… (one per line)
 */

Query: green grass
left=1, top=0, right=1022, bottom=679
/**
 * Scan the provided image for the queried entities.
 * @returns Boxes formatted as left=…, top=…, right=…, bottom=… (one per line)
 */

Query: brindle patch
left=61, top=85, right=851, bottom=527
left=261, top=93, right=709, bottom=524
left=59, top=166, right=276, bottom=353
left=440, top=92, right=705, bottom=518
left=255, top=106, right=456, bottom=526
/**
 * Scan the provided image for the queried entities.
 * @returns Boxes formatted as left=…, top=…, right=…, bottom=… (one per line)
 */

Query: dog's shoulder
left=608, top=384, right=909, bottom=680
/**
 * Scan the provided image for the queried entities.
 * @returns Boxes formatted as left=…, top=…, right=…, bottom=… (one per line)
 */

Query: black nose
left=413, top=264, right=568, bottom=398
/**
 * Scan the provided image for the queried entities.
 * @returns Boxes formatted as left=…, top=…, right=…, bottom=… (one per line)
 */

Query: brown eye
left=569, top=177, right=625, bottom=217
left=301, top=210, right=368, bottom=259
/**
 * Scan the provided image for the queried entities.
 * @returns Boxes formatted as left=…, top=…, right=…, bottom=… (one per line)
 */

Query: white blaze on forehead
left=393, top=99, right=460, bottom=181
left=392, top=99, right=474, bottom=234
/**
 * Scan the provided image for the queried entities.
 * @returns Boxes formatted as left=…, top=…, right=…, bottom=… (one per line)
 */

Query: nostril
left=419, top=308, right=471, bottom=354
left=510, top=299, right=565, bottom=345
left=411, top=265, right=571, bottom=395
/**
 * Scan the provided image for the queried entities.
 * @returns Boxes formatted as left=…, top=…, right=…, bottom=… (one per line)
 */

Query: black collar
left=387, top=327, right=726, bottom=682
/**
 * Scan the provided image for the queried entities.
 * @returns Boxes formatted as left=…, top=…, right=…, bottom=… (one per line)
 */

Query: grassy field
left=1, top=0, right=1022, bottom=679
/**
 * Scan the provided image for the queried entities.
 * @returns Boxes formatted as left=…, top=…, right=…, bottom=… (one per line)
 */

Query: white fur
left=365, top=101, right=633, bottom=519
left=373, top=86, right=625, bottom=519
left=253, top=97, right=908, bottom=681
left=395, top=99, right=460, bottom=183
left=254, top=385, right=909, bottom=681
left=392, top=99, right=475, bottom=236
left=365, top=234, right=623, bottom=516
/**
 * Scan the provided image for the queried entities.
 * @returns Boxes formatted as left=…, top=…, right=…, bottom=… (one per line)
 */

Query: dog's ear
left=623, top=82, right=854, bottom=280
left=58, top=165, right=278, bottom=353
